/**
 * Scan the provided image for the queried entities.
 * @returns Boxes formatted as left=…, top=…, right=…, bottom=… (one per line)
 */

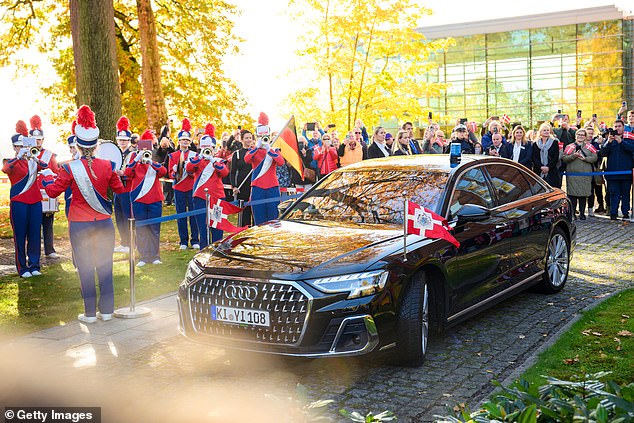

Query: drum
left=95, top=140, right=124, bottom=170
left=40, top=189, right=60, bottom=213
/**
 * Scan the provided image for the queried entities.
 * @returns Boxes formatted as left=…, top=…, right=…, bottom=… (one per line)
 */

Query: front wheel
left=394, top=272, right=429, bottom=366
left=537, top=227, right=570, bottom=293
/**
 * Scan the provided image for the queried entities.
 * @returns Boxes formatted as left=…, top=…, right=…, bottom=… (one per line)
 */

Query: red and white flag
left=406, top=201, right=460, bottom=248
left=624, top=131, right=634, bottom=140
left=501, top=114, right=511, bottom=124
left=209, top=199, right=246, bottom=233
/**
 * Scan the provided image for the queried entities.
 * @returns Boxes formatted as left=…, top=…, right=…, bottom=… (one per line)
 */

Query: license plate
left=211, top=305, right=270, bottom=327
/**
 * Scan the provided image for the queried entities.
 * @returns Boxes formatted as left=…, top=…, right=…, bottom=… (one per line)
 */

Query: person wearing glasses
left=561, top=129, right=597, bottom=220
left=367, top=127, right=391, bottom=159
left=392, top=130, right=413, bottom=156
left=339, top=131, right=367, bottom=167
left=313, top=134, right=339, bottom=176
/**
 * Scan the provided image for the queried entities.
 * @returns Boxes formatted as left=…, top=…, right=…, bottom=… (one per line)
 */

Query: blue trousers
left=114, top=192, right=131, bottom=247
left=251, top=186, right=280, bottom=225
left=133, top=201, right=162, bottom=262
left=69, top=219, right=115, bottom=317
left=174, top=189, right=199, bottom=246
left=10, top=201, right=42, bottom=276
left=192, top=197, right=223, bottom=250
left=607, top=179, right=632, bottom=216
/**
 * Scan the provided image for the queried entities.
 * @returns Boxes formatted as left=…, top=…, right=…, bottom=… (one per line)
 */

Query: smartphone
left=459, top=118, right=467, bottom=125
left=557, top=109, right=562, bottom=114
left=491, top=116, right=499, bottom=121
left=577, top=110, right=582, bottom=118
left=428, top=112, right=433, bottom=120
left=592, top=113, right=597, bottom=118
left=306, top=122, right=316, bottom=131
left=327, top=123, right=336, bottom=129
left=622, top=101, right=627, bottom=108
left=237, top=125, right=241, bottom=130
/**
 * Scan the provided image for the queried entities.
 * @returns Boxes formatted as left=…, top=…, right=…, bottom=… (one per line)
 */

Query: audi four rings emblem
left=224, top=285, right=258, bottom=301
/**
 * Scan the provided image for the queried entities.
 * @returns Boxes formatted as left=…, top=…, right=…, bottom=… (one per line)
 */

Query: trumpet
left=29, top=146, right=40, bottom=157
left=201, top=147, right=213, bottom=156
left=140, top=150, right=153, bottom=163
left=261, top=135, right=270, bottom=143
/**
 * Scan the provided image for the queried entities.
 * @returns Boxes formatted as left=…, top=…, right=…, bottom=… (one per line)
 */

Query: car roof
left=336, top=154, right=503, bottom=174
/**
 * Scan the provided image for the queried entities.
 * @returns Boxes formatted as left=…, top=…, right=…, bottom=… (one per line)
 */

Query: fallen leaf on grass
left=600, top=353, right=608, bottom=359
left=563, top=355, right=579, bottom=365
left=623, top=314, right=631, bottom=319
left=592, top=331, right=602, bottom=336
left=581, top=330, right=591, bottom=336
left=617, top=330, right=633, bottom=337
left=616, top=345, right=622, bottom=351
left=614, top=337, right=621, bottom=343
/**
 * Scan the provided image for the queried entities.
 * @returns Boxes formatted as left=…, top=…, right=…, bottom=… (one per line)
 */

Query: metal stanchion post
left=114, top=218, right=151, bottom=318
left=205, top=188, right=211, bottom=244
left=238, top=199, right=245, bottom=227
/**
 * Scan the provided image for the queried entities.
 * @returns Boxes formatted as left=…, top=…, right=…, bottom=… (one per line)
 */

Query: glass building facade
left=418, top=9, right=633, bottom=131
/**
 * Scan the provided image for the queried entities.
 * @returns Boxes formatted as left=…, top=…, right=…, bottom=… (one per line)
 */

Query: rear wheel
left=394, top=272, right=429, bottom=366
left=537, top=227, right=570, bottom=293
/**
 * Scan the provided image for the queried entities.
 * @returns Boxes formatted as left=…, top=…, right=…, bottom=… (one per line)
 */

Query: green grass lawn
left=521, top=288, right=634, bottom=385
left=0, top=203, right=207, bottom=337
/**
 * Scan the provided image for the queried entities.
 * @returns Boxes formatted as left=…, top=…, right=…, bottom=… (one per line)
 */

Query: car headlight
left=185, top=260, right=204, bottom=282
left=308, top=270, right=389, bottom=299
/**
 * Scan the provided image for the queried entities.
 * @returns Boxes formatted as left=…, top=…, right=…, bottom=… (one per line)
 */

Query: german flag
left=273, top=115, right=304, bottom=179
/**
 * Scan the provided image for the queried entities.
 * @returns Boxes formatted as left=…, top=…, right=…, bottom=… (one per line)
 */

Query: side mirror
left=277, top=199, right=294, bottom=216
left=456, top=204, right=491, bottom=223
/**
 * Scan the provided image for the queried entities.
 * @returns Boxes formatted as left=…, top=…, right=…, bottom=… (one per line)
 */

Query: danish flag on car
left=209, top=199, right=245, bottom=233
left=406, top=201, right=460, bottom=247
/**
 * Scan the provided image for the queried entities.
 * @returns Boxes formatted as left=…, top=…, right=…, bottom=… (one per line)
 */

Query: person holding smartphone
left=600, top=120, right=634, bottom=220
left=554, top=114, right=576, bottom=147
left=481, top=120, right=505, bottom=151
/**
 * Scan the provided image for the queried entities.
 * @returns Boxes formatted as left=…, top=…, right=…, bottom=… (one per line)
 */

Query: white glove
left=172, top=164, right=178, bottom=173
left=263, top=142, right=270, bottom=152
left=256, top=138, right=263, bottom=149
left=202, top=153, right=213, bottom=161
left=17, top=148, right=28, bottom=159
left=134, top=153, right=143, bottom=162
left=39, top=169, right=56, bottom=178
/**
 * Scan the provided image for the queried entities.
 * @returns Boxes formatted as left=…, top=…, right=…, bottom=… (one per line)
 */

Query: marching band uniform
left=30, top=115, right=60, bottom=258
left=245, top=136, right=284, bottom=225
left=185, top=133, right=229, bottom=249
left=113, top=116, right=134, bottom=253
left=3, top=121, right=48, bottom=278
left=167, top=118, right=199, bottom=249
left=63, top=123, right=79, bottom=219
left=124, top=130, right=166, bottom=265
left=43, top=105, right=124, bottom=323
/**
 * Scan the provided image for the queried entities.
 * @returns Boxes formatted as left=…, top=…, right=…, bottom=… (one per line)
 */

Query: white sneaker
left=114, top=245, right=130, bottom=253
left=96, top=312, right=113, bottom=321
left=179, top=245, right=188, bottom=250
left=21, top=271, right=32, bottom=278
left=78, top=314, right=97, bottom=324
left=137, top=261, right=146, bottom=267
left=588, top=209, right=594, bottom=217
left=31, top=270, right=42, bottom=276
left=46, top=252, right=59, bottom=259
left=192, top=244, right=200, bottom=250
left=152, top=259, right=162, bottom=265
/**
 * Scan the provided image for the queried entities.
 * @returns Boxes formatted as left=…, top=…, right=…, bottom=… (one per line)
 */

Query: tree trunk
left=70, top=0, right=122, bottom=140
left=137, top=0, right=168, bottom=134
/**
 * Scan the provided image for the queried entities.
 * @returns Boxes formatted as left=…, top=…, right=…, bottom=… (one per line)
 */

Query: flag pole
left=235, top=115, right=296, bottom=193
left=403, top=198, right=408, bottom=262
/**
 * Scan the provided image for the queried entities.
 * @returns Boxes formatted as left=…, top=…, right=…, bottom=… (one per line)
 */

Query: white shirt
left=513, top=142, right=523, bottom=162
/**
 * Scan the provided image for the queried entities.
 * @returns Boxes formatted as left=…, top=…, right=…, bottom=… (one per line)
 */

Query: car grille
left=188, top=277, right=310, bottom=345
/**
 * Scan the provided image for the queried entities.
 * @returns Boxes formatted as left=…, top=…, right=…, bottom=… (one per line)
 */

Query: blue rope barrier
left=563, top=170, right=632, bottom=177
left=135, top=193, right=304, bottom=227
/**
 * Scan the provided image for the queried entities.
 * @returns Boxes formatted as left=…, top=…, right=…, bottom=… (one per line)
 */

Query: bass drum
left=95, top=140, right=123, bottom=170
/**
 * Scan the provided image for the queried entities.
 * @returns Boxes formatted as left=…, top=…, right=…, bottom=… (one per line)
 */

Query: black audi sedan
left=177, top=155, right=576, bottom=366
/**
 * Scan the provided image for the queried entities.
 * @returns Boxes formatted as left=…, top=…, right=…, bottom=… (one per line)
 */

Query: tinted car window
left=486, top=164, right=534, bottom=205
left=522, top=171, right=549, bottom=195
left=448, top=167, right=494, bottom=217
left=285, top=169, right=449, bottom=225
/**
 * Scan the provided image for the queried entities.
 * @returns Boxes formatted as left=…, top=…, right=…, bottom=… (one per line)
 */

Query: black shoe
left=610, top=215, right=617, bottom=220
left=623, top=213, right=630, bottom=220
left=596, top=207, right=606, bottom=213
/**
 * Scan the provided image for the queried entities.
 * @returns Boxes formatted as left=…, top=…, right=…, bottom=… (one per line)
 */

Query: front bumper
left=177, top=275, right=382, bottom=357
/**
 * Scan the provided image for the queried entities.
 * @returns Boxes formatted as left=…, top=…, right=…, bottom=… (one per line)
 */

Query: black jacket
left=500, top=142, right=533, bottom=169
left=367, top=142, right=391, bottom=159
left=532, top=139, right=561, bottom=188
left=229, top=148, right=252, bottom=200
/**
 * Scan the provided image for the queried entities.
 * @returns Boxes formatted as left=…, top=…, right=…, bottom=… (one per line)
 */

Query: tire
left=394, top=272, right=429, bottom=367
left=537, top=227, right=570, bottom=294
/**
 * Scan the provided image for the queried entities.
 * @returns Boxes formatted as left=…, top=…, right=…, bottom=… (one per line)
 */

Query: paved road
left=1, top=216, right=632, bottom=422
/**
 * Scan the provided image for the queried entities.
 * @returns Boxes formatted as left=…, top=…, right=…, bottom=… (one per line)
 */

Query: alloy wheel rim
left=547, top=234, right=569, bottom=287
left=421, top=284, right=429, bottom=354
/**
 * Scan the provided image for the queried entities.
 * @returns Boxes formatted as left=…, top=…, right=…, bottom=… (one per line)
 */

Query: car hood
left=195, top=220, right=403, bottom=279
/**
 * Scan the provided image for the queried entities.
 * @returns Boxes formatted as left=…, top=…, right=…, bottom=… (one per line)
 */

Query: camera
left=298, top=141, right=305, bottom=150
left=607, top=128, right=619, bottom=136
left=306, top=122, right=316, bottom=131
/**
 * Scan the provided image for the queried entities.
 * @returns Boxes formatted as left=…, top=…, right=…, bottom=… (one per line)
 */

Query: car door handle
left=495, top=223, right=509, bottom=230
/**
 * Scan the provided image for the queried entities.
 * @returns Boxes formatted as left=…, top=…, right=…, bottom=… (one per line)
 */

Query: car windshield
left=285, top=168, right=449, bottom=225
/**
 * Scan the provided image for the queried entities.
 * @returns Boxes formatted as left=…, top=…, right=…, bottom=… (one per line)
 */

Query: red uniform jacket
left=124, top=154, right=167, bottom=204
left=2, top=157, right=48, bottom=204
left=44, top=158, right=124, bottom=222
left=167, top=149, right=196, bottom=192
left=185, top=156, right=229, bottom=200
left=244, top=148, right=284, bottom=189
left=36, top=148, right=60, bottom=197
